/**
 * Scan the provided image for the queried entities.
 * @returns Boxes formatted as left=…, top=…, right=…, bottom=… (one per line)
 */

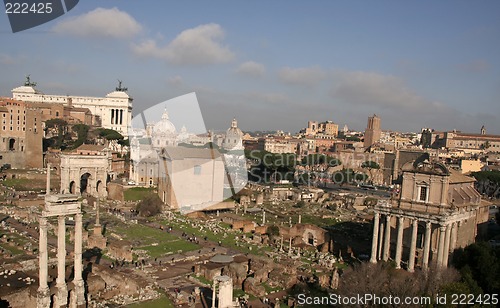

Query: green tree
left=452, top=242, right=500, bottom=294
left=136, top=193, right=163, bottom=217
left=44, top=118, right=68, bottom=149
left=71, top=124, right=90, bottom=149
left=266, top=225, right=280, bottom=238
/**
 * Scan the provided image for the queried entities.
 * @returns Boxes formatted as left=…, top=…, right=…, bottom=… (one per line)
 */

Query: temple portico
left=38, top=167, right=85, bottom=308
left=370, top=156, right=489, bottom=272
left=370, top=202, right=475, bottom=270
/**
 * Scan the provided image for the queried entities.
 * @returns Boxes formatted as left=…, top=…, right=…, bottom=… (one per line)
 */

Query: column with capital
left=422, top=221, right=432, bottom=270
left=56, top=215, right=68, bottom=306
left=370, top=212, right=380, bottom=263
left=437, top=225, right=446, bottom=267
left=394, top=216, right=404, bottom=269
left=37, top=216, right=50, bottom=308
left=408, top=219, right=418, bottom=272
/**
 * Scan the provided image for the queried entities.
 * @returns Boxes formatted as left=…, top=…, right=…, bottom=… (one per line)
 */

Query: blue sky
left=0, top=0, right=499, bottom=134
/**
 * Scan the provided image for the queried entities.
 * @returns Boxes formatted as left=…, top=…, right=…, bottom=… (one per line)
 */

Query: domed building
left=151, top=109, right=177, bottom=148
left=223, top=118, right=244, bottom=151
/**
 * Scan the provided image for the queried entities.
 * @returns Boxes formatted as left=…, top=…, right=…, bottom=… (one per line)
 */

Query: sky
left=0, top=0, right=499, bottom=134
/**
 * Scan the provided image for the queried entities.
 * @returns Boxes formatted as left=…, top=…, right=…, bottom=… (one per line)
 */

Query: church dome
left=153, top=109, right=176, bottom=135
left=226, top=118, right=243, bottom=138
left=223, top=118, right=244, bottom=150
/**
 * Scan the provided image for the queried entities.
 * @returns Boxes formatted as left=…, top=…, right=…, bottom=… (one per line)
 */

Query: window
left=194, top=165, right=201, bottom=175
left=419, top=186, right=428, bottom=202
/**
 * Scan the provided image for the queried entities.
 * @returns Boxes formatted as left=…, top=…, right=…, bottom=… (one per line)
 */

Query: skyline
left=0, top=1, right=499, bottom=134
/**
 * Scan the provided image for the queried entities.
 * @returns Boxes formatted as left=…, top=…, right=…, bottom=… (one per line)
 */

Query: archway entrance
left=307, top=232, right=315, bottom=245
left=80, top=173, right=91, bottom=195
left=96, top=180, right=102, bottom=194
left=69, top=181, right=76, bottom=194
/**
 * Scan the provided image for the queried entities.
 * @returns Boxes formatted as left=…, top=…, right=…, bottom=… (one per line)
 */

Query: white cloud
left=52, top=7, right=142, bottom=39
left=167, top=75, right=183, bottom=86
left=236, top=61, right=266, bottom=77
left=278, top=66, right=326, bottom=86
left=132, top=23, right=234, bottom=65
left=331, top=71, right=432, bottom=109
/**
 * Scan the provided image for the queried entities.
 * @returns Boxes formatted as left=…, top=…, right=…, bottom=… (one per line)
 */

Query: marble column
left=394, top=216, right=404, bottom=269
left=450, top=222, right=458, bottom=253
left=56, top=215, right=68, bottom=306
left=408, top=219, right=418, bottom=272
left=382, top=215, right=391, bottom=261
left=422, top=221, right=432, bottom=270
left=37, top=216, right=50, bottom=308
left=74, top=213, right=85, bottom=305
left=377, top=219, right=384, bottom=260
left=370, top=212, right=380, bottom=263
left=437, top=225, right=446, bottom=267
left=442, top=224, right=452, bottom=267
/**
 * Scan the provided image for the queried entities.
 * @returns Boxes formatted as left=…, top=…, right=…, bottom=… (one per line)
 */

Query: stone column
left=46, top=163, right=51, bottom=195
left=56, top=215, right=68, bottom=307
left=437, top=225, right=446, bottom=267
left=394, top=216, right=404, bottom=269
left=377, top=219, right=384, bottom=260
left=382, top=215, right=391, bottom=261
left=450, top=222, right=457, bottom=252
left=74, top=213, right=85, bottom=306
left=442, top=224, right=452, bottom=267
left=370, top=212, right=380, bottom=263
left=408, top=219, right=418, bottom=272
left=422, top=221, right=432, bottom=270
left=37, top=216, right=50, bottom=308
left=262, top=210, right=266, bottom=224
left=211, top=279, right=216, bottom=308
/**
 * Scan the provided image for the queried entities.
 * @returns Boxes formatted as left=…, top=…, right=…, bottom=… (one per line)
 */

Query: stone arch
left=69, top=181, right=76, bottom=194
left=96, top=180, right=103, bottom=194
left=80, top=173, right=91, bottom=195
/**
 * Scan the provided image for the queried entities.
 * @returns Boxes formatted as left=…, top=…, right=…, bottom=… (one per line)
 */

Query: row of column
left=38, top=214, right=85, bottom=307
left=111, top=108, right=124, bottom=125
left=370, top=212, right=458, bottom=271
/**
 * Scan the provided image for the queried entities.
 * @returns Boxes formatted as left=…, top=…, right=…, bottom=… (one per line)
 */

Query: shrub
left=136, top=193, right=163, bottom=217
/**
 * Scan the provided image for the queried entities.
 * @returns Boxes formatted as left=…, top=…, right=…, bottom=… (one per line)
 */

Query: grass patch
left=0, top=243, right=24, bottom=256
left=156, top=216, right=272, bottom=256
left=124, top=187, right=156, bottom=201
left=139, top=240, right=199, bottom=258
left=111, top=224, right=199, bottom=257
left=192, top=274, right=211, bottom=285
left=127, top=295, right=174, bottom=308
left=1, top=178, right=45, bottom=191
left=261, top=282, right=282, bottom=293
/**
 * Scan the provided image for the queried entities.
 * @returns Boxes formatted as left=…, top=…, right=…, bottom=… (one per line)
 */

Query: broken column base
left=36, top=287, right=51, bottom=308
left=54, top=284, right=68, bottom=307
